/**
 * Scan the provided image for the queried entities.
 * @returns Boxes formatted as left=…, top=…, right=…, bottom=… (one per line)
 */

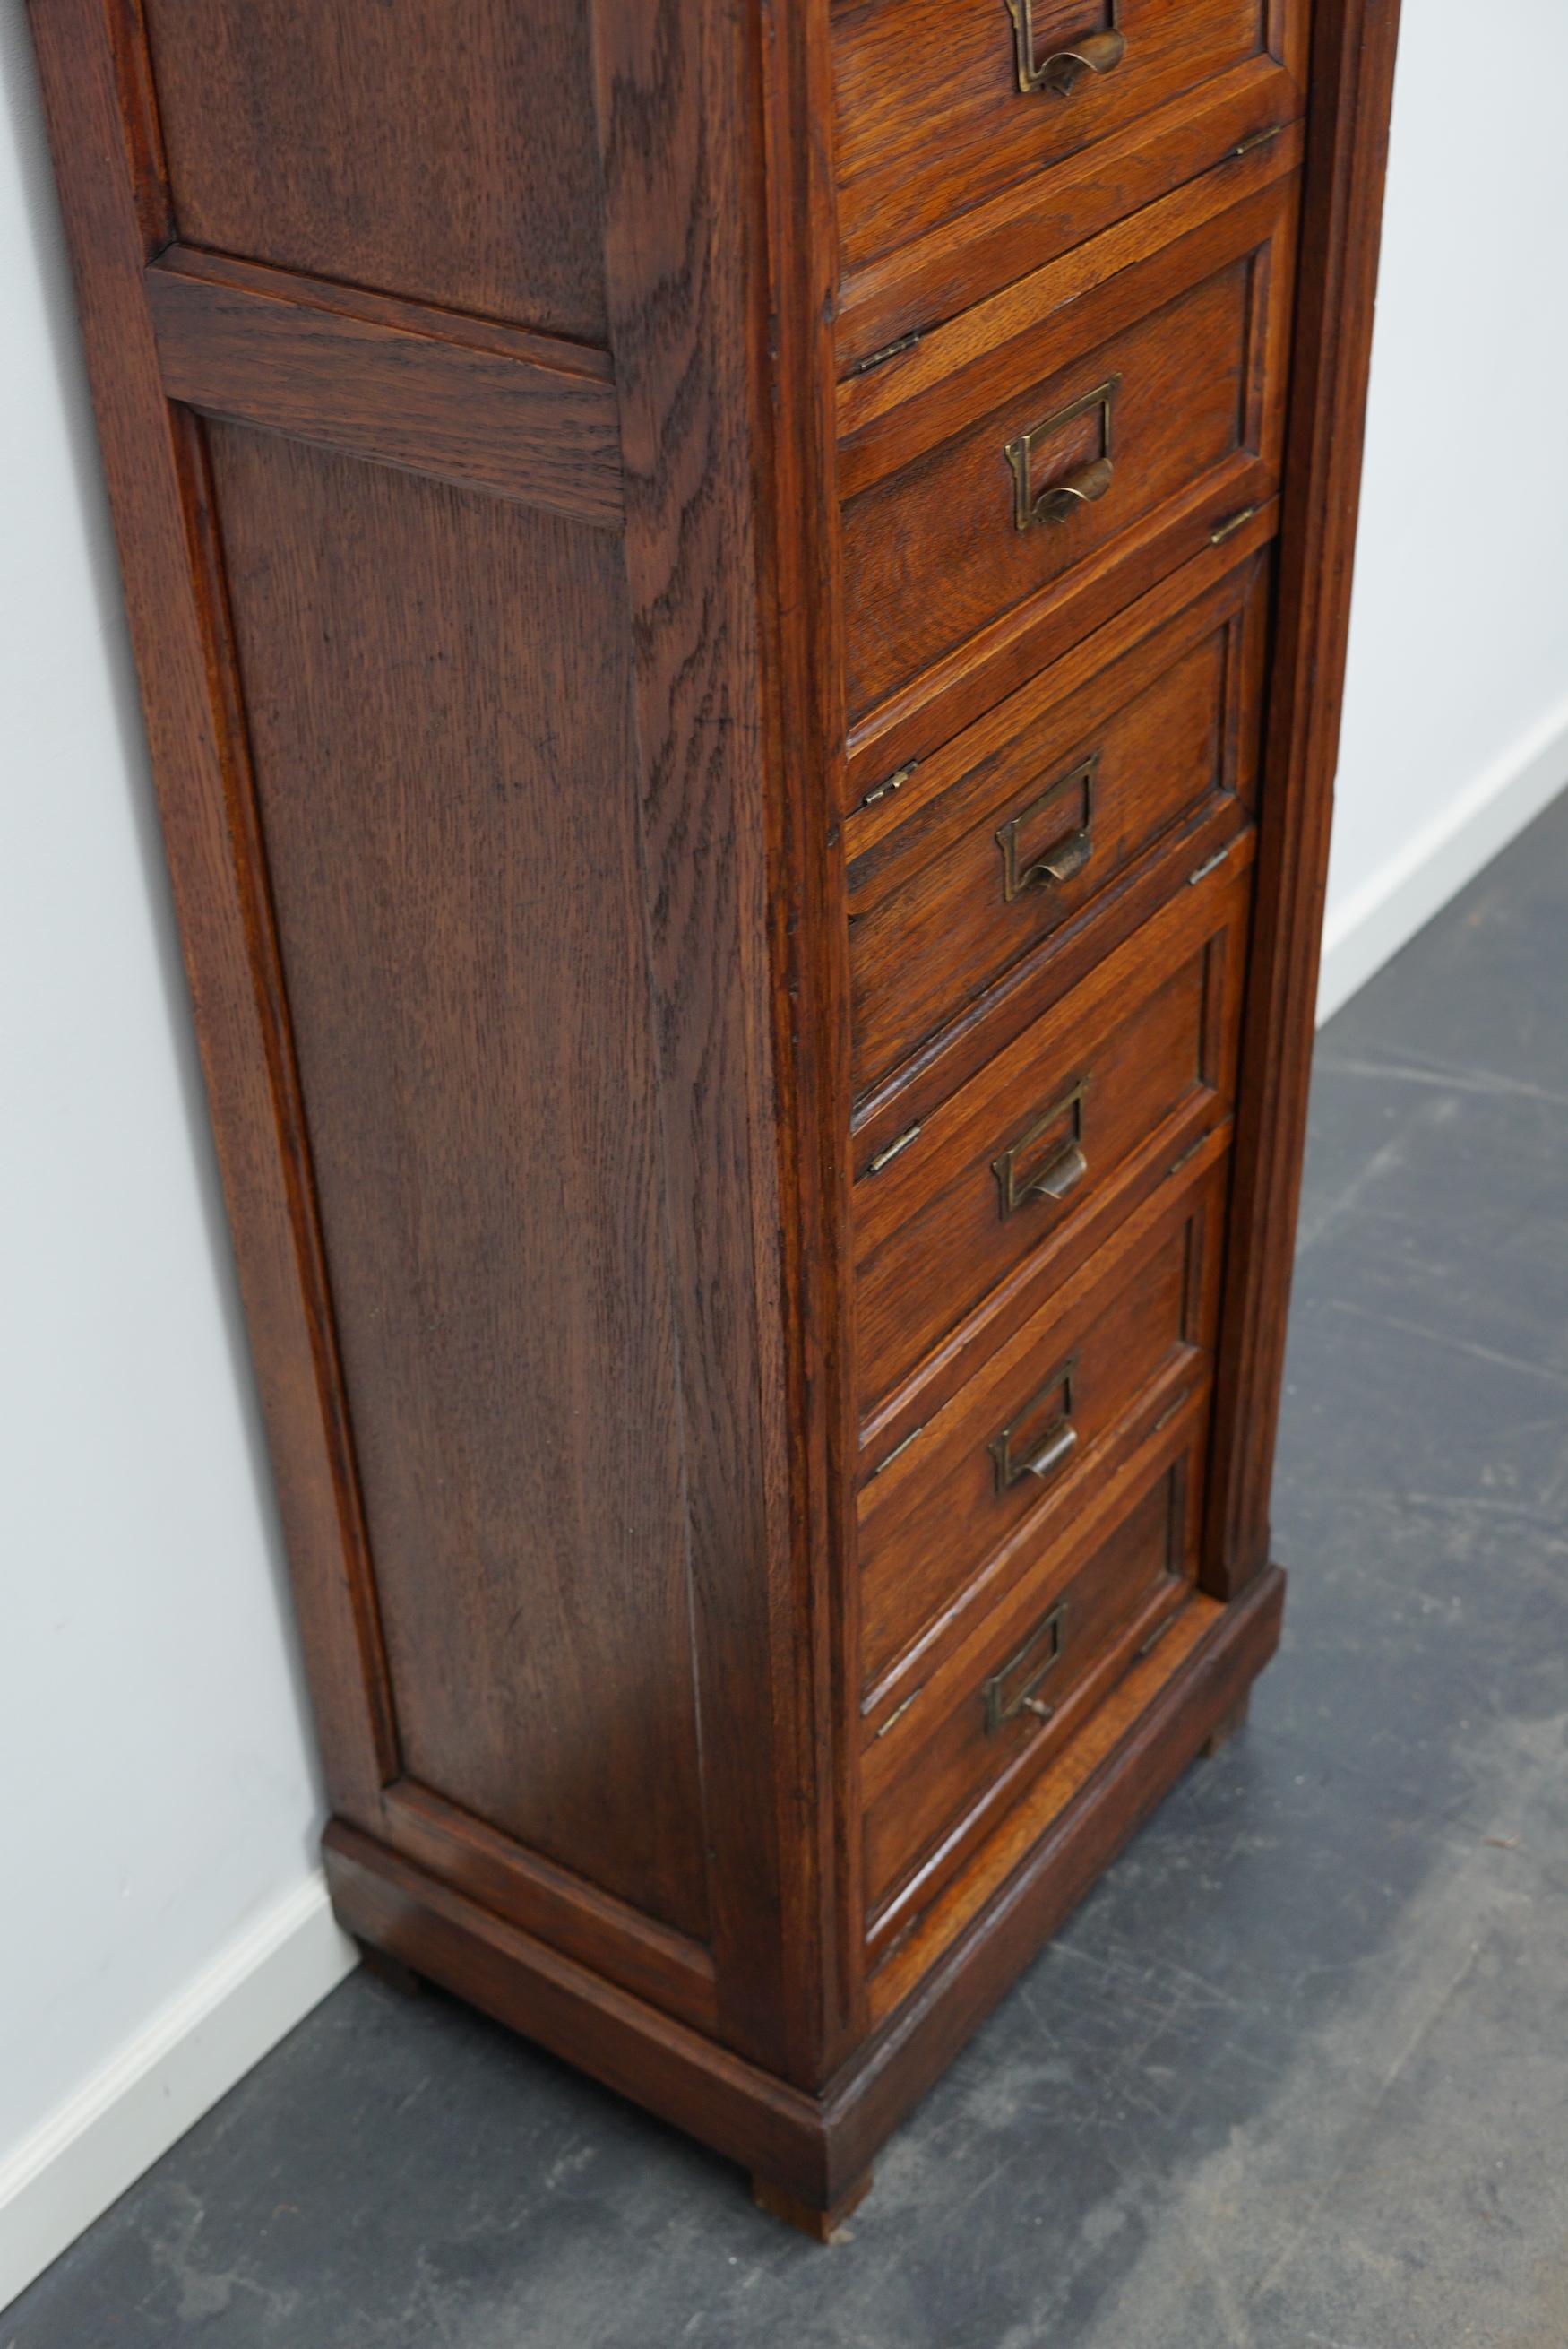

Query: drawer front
left=863, top=1424, right=1202, bottom=1928
left=859, top=1155, right=1226, bottom=1696
left=841, top=173, right=1293, bottom=725
left=847, top=549, right=1268, bottom=1094
left=853, top=855, right=1249, bottom=1420
left=833, top=0, right=1296, bottom=303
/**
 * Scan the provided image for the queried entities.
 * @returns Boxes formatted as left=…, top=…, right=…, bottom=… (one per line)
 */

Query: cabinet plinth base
left=1200, top=1691, right=1253, bottom=1757
left=357, top=1942, right=424, bottom=1999
left=324, top=1566, right=1283, bottom=2226
left=753, top=2167, right=874, bottom=2241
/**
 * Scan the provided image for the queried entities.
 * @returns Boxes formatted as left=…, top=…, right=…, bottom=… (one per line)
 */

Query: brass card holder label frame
left=984, top=1600, right=1070, bottom=1735
left=995, top=753, right=1098, bottom=902
left=993, top=1076, right=1090, bottom=1220
left=1005, top=376, right=1120, bottom=532
left=989, top=1350, right=1079, bottom=1496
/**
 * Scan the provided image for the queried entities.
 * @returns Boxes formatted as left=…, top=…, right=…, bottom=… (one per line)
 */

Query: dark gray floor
left=13, top=790, right=1568, bottom=2349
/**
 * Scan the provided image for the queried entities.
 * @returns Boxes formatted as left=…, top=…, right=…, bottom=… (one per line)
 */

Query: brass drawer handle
left=990, top=1352, right=1080, bottom=1496
left=997, top=755, right=1098, bottom=902
left=993, top=1080, right=1090, bottom=1219
left=1030, top=826, right=1091, bottom=887
left=1018, top=1419, right=1077, bottom=1483
left=1022, top=456, right=1114, bottom=531
left=1005, top=380, right=1119, bottom=532
left=1005, top=0, right=1126, bottom=98
left=984, top=1600, right=1069, bottom=1735
left=1025, top=1139, right=1086, bottom=1204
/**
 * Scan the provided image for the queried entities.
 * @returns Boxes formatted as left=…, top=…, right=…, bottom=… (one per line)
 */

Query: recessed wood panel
left=142, top=0, right=607, bottom=341
left=842, top=256, right=1251, bottom=718
left=863, top=1433, right=1198, bottom=1922
left=206, top=424, right=709, bottom=1939
left=846, top=553, right=1269, bottom=1093
left=852, top=865, right=1250, bottom=1419
left=838, top=170, right=1297, bottom=784
left=858, top=1160, right=1224, bottom=1697
left=833, top=0, right=1286, bottom=280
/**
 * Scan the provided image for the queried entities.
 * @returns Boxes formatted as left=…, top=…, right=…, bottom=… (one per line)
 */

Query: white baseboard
left=0, top=1870, right=357, bottom=2312
left=1317, top=695, right=1568, bottom=1025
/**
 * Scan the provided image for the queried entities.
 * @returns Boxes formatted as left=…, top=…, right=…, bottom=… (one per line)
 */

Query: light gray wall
left=1321, top=0, right=1568, bottom=1015
left=0, top=8, right=334, bottom=2283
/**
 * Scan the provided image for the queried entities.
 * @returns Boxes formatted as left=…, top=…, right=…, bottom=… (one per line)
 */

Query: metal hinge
left=1210, top=505, right=1259, bottom=547
left=849, top=329, right=922, bottom=376
left=874, top=1687, right=924, bottom=1740
left=1187, top=843, right=1233, bottom=887
left=868, top=1422, right=926, bottom=1481
left=865, top=1122, right=920, bottom=1177
left=860, top=760, right=917, bottom=810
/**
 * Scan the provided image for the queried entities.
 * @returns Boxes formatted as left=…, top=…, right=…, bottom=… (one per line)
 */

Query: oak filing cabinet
left=30, top=0, right=1400, bottom=2233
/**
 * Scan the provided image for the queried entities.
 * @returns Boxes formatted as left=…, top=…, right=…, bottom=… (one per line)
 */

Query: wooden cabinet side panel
left=138, top=0, right=608, bottom=342
left=30, top=0, right=814, bottom=2052
left=747, top=0, right=874, bottom=2078
left=206, top=424, right=711, bottom=1939
left=590, top=0, right=849, bottom=2082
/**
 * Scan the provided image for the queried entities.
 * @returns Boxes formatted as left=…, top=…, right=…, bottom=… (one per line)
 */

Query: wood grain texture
left=858, top=1157, right=1226, bottom=1699
left=379, top=1783, right=719, bottom=2033
left=851, top=1564, right=1283, bottom=2035
left=1202, top=0, right=1404, bottom=1601
left=836, top=121, right=1300, bottom=445
left=853, top=859, right=1251, bottom=1422
left=858, top=1136, right=1239, bottom=1729
left=148, top=250, right=623, bottom=525
left=836, top=52, right=1301, bottom=368
left=832, top=0, right=1295, bottom=276
left=840, top=181, right=1297, bottom=794
left=753, top=0, right=872, bottom=2082
left=843, top=529, right=1274, bottom=1152
left=591, top=0, right=817, bottom=2078
left=208, top=422, right=711, bottom=1936
left=140, top=0, right=609, bottom=341
left=848, top=553, right=1268, bottom=1093
left=864, top=1421, right=1204, bottom=1936
left=841, top=177, right=1294, bottom=721
left=844, top=263, right=1248, bottom=713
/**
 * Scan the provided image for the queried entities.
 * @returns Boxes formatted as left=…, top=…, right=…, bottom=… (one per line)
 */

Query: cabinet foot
left=1200, top=1692, right=1252, bottom=1758
left=357, top=1941, right=424, bottom=1998
left=752, top=2167, right=874, bottom=2242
